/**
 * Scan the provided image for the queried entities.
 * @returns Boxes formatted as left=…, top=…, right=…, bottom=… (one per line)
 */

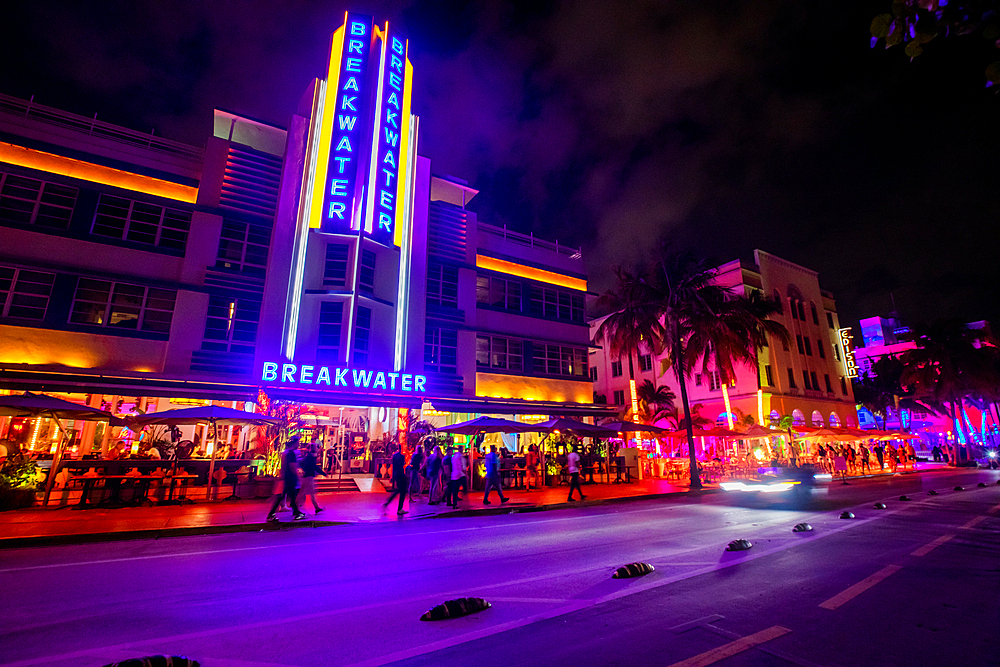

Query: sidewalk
left=0, top=477, right=692, bottom=547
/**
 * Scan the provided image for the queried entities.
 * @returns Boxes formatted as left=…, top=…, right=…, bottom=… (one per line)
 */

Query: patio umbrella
left=433, top=416, right=538, bottom=435
left=131, top=405, right=284, bottom=498
left=0, top=392, right=118, bottom=505
left=530, top=417, right=617, bottom=438
left=696, top=426, right=744, bottom=439
left=800, top=428, right=854, bottom=441
left=738, top=425, right=777, bottom=439
left=599, top=420, right=671, bottom=435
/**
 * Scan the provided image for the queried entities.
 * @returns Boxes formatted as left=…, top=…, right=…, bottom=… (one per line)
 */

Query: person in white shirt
left=566, top=445, right=585, bottom=501
left=448, top=447, right=467, bottom=508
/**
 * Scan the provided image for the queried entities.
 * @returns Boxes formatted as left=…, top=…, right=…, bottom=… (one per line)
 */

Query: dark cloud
left=2, top=0, right=998, bottom=329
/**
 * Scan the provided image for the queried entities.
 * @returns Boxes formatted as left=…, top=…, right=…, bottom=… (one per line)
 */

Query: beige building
left=589, top=250, right=858, bottom=431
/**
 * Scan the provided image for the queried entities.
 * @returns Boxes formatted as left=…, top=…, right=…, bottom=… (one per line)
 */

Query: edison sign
left=838, top=328, right=858, bottom=378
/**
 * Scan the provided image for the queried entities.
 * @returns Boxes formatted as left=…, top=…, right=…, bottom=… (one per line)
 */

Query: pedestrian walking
left=409, top=443, right=425, bottom=502
left=931, top=444, right=942, bottom=462
left=885, top=443, right=898, bottom=472
left=525, top=443, right=540, bottom=490
left=873, top=443, right=884, bottom=471
left=482, top=445, right=510, bottom=505
left=382, top=447, right=408, bottom=516
left=267, top=437, right=306, bottom=522
left=299, top=443, right=324, bottom=514
left=447, top=446, right=467, bottom=508
left=426, top=445, right=443, bottom=504
left=860, top=444, right=871, bottom=474
left=566, top=445, right=585, bottom=501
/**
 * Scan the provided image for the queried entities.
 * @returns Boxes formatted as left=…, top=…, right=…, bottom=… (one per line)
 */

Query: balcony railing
left=477, top=223, right=582, bottom=259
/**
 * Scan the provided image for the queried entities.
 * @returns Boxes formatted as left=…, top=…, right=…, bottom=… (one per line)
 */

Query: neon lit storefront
left=0, top=12, right=610, bottom=465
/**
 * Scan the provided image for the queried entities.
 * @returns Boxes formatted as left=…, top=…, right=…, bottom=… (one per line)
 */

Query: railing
left=477, top=223, right=582, bottom=259
left=0, top=93, right=204, bottom=162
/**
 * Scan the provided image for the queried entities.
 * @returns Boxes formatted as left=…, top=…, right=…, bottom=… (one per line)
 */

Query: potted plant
left=0, top=451, right=39, bottom=511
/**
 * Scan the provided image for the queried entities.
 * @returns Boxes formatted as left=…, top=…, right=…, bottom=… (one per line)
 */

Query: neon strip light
left=757, top=389, right=764, bottom=426
left=722, top=383, right=734, bottom=429
left=629, top=378, right=639, bottom=418
left=393, top=58, right=414, bottom=248
left=0, top=141, right=197, bottom=203
left=308, top=18, right=347, bottom=229
left=393, top=115, right=419, bottom=371
left=476, top=255, right=587, bottom=291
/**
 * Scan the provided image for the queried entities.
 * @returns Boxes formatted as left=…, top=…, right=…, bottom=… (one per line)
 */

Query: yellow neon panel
left=393, top=55, right=413, bottom=248
left=308, top=19, right=347, bottom=229
left=476, top=254, right=587, bottom=292
left=0, top=141, right=197, bottom=203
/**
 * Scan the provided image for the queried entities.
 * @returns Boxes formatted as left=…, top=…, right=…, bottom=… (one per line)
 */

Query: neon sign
left=838, top=328, right=858, bottom=378
left=365, top=27, right=407, bottom=242
left=261, top=362, right=427, bottom=393
left=322, top=13, right=373, bottom=232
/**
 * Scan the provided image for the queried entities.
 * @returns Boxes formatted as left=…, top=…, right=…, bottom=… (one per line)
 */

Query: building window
left=0, top=266, right=55, bottom=320
left=817, top=340, right=826, bottom=359
left=613, top=389, right=625, bottom=406
left=787, top=368, right=796, bottom=389
left=91, top=194, right=191, bottom=251
left=773, top=289, right=782, bottom=314
left=695, top=373, right=702, bottom=387
left=202, top=295, right=261, bottom=354
left=476, top=335, right=523, bottom=372
left=359, top=249, right=376, bottom=292
left=425, top=327, right=458, bottom=374
left=810, top=371, right=819, bottom=391
left=528, top=285, right=584, bottom=323
left=638, top=353, right=652, bottom=372
left=764, top=365, right=774, bottom=386
left=323, top=244, right=349, bottom=287
left=804, top=337, right=812, bottom=356
left=590, top=366, right=598, bottom=381
left=353, top=306, right=372, bottom=365
left=824, top=374, right=833, bottom=393
left=427, top=262, right=459, bottom=308
left=834, top=344, right=841, bottom=362
left=796, top=335, right=805, bottom=355
left=827, top=312, right=835, bottom=329
left=781, top=336, right=789, bottom=351
left=532, top=344, right=588, bottom=378
left=70, top=278, right=176, bottom=334
left=316, top=301, right=344, bottom=364
left=477, top=275, right=522, bottom=312
left=789, top=299, right=798, bottom=321
left=797, top=301, right=806, bottom=321
left=611, top=360, right=623, bottom=377
left=0, top=173, right=78, bottom=230
left=708, top=370, right=722, bottom=391
left=216, top=219, right=270, bottom=276
left=810, top=302, right=819, bottom=325
left=802, top=370, right=811, bottom=390
left=840, top=376, right=848, bottom=395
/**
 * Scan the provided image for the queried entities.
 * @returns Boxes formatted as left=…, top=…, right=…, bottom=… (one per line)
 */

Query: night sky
left=4, top=1, right=999, bottom=332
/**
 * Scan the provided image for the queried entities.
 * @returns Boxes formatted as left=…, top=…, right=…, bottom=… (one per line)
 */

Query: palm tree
left=901, top=320, right=987, bottom=464
left=595, top=267, right=667, bottom=421
left=634, top=379, right=675, bottom=424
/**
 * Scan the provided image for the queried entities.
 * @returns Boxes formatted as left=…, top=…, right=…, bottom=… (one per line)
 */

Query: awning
left=425, top=396, right=618, bottom=418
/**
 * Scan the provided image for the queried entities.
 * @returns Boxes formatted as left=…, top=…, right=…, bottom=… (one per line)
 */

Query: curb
left=421, top=486, right=722, bottom=519
left=0, top=519, right=350, bottom=550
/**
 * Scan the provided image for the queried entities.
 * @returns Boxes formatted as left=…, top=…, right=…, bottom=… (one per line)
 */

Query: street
left=1, top=468, right=998, bottom=667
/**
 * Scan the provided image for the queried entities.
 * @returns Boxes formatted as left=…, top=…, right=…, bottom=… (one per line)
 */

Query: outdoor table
left=223, top=470, right=252, bottom=500
left=612, top=463, right=634, bottom=484
left=582, top=465, right=596, bottom=483
left=124, top=476, right=155, bottom=506
left=74, top=475, right=105, bottom=508
left=158, top=474, right=198, bottom=505
left=97, top=475, right=133, bottom=506
left=501, top=468, right=525, bottom=489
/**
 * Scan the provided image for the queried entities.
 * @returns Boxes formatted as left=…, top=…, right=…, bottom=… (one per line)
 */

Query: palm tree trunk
left=674, top=334, right=701, bottom=489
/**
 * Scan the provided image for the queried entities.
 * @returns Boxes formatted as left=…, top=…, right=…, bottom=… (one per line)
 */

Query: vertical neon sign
left=838, top=328, right=858, bottom=378
left=322, top=13, right=373, bottom=233
left=365, top=26, right=408, bottom=244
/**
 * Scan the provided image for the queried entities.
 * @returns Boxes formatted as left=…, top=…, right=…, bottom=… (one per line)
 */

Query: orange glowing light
left=475, top=255, right=587, bottom=292
left=0, top=141, right=198, bottom=203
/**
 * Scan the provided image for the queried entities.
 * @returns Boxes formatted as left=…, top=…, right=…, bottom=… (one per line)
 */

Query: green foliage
left=871, top=1, right=1000, bottom=85
left=0, top=452, right=39, bottom=490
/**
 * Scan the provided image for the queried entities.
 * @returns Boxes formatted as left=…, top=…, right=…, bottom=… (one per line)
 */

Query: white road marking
left=665, top=625, right=791, bottom=667
left=819, top=564, right=903, bottom=610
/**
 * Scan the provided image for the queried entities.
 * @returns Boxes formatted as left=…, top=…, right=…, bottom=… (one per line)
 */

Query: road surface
left=1, top=468, right=998, bottom=667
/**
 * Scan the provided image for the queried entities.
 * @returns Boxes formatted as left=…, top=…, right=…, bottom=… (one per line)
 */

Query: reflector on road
left=928, top=490, right=938, bottom=495
left=613, top=562, right=655, bottom=578
left=954, top=486, right=964, bottom=491
left=898, top=496, right=910, bottom=501
left=840, top=511, right=855, bottom=519
left=793, top=523, right=813, bottom=532
left=420, top=597, right=491, bottom=621
left=978, top=482, right=987, bottom=488
left=874, top=502, right=887, bottom=509
left=727, top=539, right=753, bottom=551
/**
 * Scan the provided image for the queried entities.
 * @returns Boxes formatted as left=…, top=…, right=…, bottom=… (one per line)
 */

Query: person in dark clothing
left=873, top=444, right=884, bottom=471
left=382, top=448, right=408, bottom=516
left=299, top=444, right=324, bottom=514
left=482, top=445, right=509, bottom=505
left=267, top=437, right=305, bottom=522
left=409, top=444, right=425, bottom=501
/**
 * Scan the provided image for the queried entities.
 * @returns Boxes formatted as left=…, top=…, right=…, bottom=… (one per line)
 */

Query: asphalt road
left=2, top=468, right=999, bottom=667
